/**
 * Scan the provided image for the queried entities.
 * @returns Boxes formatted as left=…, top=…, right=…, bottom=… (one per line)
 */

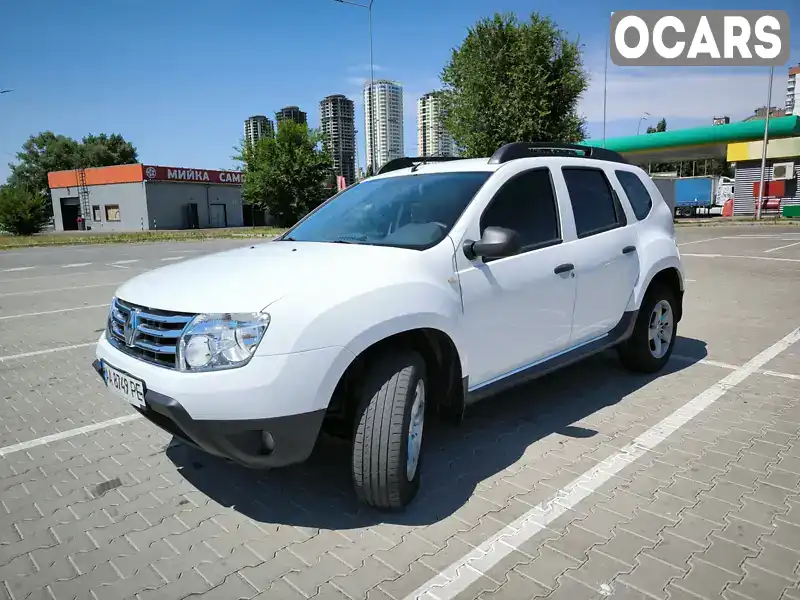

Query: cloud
left=347, top=64, right=386, bottom=73
left=346, top=76, right=369, bottom=87
left=579, top=45, right=800, bottom=124
left=580, top=67, right=790, bottom=124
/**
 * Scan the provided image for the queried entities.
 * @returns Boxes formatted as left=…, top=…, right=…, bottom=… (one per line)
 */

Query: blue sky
left=1, top=0, right=798, bottom=181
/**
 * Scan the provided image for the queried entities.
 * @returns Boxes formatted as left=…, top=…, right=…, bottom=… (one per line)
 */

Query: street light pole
left=602, top=20, right=609, bottom=148
left=637, top=112, right=651, bottom=135
left=756, top=65, right=775, bottom=221
left=334, top=0, right=375, bottom=174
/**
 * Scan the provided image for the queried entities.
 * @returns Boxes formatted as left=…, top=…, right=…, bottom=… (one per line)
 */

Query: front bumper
left=92, top=359, right=325, bottom=468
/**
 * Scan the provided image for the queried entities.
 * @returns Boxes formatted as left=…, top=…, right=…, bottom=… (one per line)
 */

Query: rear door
left=560, top=166, right=640, bottom=344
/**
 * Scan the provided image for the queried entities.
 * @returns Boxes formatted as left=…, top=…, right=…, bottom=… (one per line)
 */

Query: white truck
left=94, top=142, right=685, bottom=510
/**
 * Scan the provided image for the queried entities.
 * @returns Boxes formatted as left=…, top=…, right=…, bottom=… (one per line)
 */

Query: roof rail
left=377, top=156, right=463, bottom=175
left=488, top=142, right=628, bottom=165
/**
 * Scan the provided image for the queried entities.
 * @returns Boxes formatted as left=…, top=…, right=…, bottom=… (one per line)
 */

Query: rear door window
left=562, top=168, right=626, bottom=238
left=616, top=170, right=653, bottom=220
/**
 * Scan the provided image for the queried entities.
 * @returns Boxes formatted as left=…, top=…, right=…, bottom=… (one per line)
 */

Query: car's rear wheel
left=617, top=282, right=677, bottom=374
left=351, top=350, right=427, bottom=510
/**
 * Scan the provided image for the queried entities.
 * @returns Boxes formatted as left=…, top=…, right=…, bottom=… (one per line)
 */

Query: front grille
left=107, top=298, right=195, bottom=369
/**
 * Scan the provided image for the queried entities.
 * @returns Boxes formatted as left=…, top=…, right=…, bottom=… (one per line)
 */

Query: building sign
left=142, top=165, right=244, bottom=185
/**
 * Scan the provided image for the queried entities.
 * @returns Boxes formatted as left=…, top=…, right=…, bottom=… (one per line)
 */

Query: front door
left=559, top=166, right=640, bottom=344
left=456, top=167, right=577, bottom=389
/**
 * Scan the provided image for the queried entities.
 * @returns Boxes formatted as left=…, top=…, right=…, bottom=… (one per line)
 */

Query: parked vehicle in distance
left=93, top=142, right=685, bottom=510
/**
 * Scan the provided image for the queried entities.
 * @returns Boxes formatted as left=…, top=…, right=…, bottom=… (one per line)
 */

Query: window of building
left=480, top=168, right=561, bottom=256
left=615, top=170, right=653, bottom=220
left=92, top=205, right=101, bottom=222
left=562, top=168, right=625, bottom=238
left=105, top=205, right=121, bottom=222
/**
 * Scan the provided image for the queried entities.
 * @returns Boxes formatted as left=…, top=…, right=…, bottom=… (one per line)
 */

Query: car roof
left=370, top=154, right=637, bottom=181
left=369, top=158, right=499, bottom=180
left=369, top=143, right=632, bottom=181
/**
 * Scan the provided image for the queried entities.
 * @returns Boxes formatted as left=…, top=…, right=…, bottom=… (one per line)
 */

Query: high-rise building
left=786, top=65, right=800, bottom=116
left=363, top=80, right=404, bottom=172
left=319, top=94, right=356, bottom=186
left=417, top=92, right=458, bottom=158
left=244, top=115, right=274, bottom=147
left=276, top=106, right=308, bottom=126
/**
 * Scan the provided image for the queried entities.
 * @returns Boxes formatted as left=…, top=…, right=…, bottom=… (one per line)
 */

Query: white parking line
left=677, top=237, right=727, bottom=247
left=764, top=240, right=800, bottom=254
left=111, top=259, right=139, bottom=265
left=62, top=262, right=92, bottom=268
left=0, top=342, right=96, bottom=362
left=405, top=327, right=800, bottom=600
left=161, top=256, right=184, bottom=261
left=672, top=355, right=741, bottom=370
left=0, top=266, right=35, bottom=272
left=0, top=268, right=146, bottom=284
left=0, top=304, right=108, bottom=320
left=0, top=414, right=141, bottom=458
left=671, top=354, right=800, bottom=379
left=682, top=253, right=800, bottom=263
left=0, top=282, right=122, bottom=297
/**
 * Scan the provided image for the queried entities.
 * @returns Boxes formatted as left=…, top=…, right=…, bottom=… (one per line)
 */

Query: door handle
left=622, top=246, right=637, bottom=254
left=554, top=263, right=574, bottom=274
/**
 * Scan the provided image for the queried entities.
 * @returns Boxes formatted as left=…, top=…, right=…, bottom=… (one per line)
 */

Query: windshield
left=281, top=171, right=492, bottom=249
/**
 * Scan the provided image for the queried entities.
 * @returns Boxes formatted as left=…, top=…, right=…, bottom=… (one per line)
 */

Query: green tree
left=0, top=184, right=53, bottom=235
left=234, top=120, right=333, bottom=227
left=365, top=164, right=374, bottom=178
left=646, top=118, right=667, bottom=134
left=439, top=11, right=589, bottom=158
left=7, top=131, right=138, bottom=199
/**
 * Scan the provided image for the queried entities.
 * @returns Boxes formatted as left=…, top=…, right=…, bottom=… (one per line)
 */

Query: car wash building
left=48, top=164, right=245, bottom=232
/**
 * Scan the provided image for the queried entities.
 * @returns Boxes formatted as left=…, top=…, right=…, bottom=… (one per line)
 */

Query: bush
left=0, top=185, right=53, bottom=236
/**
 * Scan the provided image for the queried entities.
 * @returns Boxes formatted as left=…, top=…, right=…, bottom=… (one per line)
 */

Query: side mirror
left=463, top=226, right=521, bottom=260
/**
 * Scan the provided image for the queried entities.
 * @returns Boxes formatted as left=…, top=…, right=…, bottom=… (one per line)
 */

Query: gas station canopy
left=583, top=115, right=800, bottom=164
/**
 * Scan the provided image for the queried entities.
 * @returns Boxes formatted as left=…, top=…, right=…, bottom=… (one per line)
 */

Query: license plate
left=102, top=361, right=146, bottom=408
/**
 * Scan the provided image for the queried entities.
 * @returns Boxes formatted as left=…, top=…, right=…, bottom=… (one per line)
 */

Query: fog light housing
left=260, top=431, right=275, bottom=454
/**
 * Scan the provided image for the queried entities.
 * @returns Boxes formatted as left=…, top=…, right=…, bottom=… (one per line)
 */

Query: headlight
left=107, top=297, right=123, bottom=338
left=177, top=312, right=270, bottom=372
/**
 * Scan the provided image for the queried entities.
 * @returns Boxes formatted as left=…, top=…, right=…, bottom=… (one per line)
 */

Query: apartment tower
left=417, top=91, right=457, bottom=158
left=276, top=106, right=308, bottom=126
left=244, top=115, right=274, bottom=147
left=787, top=65, right=800, bottom=116
left=319, top=94, right=357, bottom=186
left=363, top=80, right=404, bottom=173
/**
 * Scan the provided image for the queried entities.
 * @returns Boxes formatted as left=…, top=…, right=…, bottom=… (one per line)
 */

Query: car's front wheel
left=617, top=282, right=678, bottom=373
left=351, top=350, right=427, bottom=510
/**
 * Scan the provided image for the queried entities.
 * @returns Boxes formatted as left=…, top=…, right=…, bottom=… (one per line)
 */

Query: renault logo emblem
left=124, top=309, right=140, bottom=347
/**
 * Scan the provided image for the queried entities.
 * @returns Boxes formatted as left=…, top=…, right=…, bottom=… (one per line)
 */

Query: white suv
left=94, top=143, right=684, bottom=510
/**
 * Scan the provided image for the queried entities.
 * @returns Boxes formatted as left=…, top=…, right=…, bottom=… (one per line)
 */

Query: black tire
left=351, top=350, right=427, bottom=510
left=617, top=282, right=678, bottom=374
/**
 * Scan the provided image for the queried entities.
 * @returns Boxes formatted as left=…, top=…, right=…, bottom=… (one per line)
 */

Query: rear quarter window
left=615, top=170, right=653, bottom=220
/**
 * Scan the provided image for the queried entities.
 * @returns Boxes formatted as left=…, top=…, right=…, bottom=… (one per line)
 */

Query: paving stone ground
left=1, top=228, right=799, bottom=600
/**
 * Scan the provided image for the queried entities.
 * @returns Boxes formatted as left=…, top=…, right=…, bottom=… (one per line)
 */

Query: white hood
left=114, top=240, right=432, bottom=314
